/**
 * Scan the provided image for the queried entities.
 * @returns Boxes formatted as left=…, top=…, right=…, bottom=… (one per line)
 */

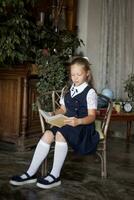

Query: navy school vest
left=64, top=85, right=92, bottom=118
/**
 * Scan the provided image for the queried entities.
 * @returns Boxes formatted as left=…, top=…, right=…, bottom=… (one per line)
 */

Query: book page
left=48, top=114, right=68, bottom=127
left=39, top=109, right=68, bottom=128
left=39, top=109, right=51, bottom=119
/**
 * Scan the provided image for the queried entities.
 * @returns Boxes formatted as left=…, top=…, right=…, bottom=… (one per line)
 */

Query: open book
left=39, top=109, right=68, bottom=128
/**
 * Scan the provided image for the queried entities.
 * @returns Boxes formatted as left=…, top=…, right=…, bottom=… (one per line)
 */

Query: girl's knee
left=41, top=130, right=54, bottom=144
left=55, top=132, right=66, bottom=142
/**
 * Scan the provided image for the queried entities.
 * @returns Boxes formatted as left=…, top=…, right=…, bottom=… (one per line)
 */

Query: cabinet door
left=27, top=77, right=41, bottom=135
left=33, top=0, right=78, bottom=32
left=0, top=77, right=21, bottom=141
left=66, top=0, right=78, bottom=31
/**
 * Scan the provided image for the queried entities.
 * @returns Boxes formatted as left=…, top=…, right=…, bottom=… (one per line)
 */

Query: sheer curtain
left=99, top=0, right=134, bottom=99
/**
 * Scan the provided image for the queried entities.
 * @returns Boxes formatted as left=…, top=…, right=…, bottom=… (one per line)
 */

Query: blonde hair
left=63, top=56, right=95, bottom=95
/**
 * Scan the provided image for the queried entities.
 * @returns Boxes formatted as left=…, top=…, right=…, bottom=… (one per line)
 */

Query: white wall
left=77, top=0, right=134, bottom=138
left=77, top=0, right=102, bottom=90
left=77, top=0, right=89, bottom=56
left=77, top=0, right=134, bottom=95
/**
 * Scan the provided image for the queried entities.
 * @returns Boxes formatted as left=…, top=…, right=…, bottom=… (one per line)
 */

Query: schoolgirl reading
left=10, top=56, right=99, bottom=189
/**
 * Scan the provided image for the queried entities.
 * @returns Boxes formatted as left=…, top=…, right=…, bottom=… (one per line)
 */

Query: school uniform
left=9, top=82, right=100, bottom=187
left=50, top=82, right=99, bottom=155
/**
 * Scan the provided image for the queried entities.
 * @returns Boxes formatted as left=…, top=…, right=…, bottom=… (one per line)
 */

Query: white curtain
left=99, top=0, right=134, bottom=99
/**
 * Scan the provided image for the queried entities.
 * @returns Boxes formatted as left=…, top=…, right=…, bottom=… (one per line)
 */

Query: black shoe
left=9, top=172, right=37, bottom=186
left=37, top=174, right=61, bottom=189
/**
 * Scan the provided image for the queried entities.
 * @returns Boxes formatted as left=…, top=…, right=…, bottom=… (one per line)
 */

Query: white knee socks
left=45, top=141, right=68, bottom=182
left=21, top=139, right=50, bottom=178
left=21, top=140, right=68, bottom=181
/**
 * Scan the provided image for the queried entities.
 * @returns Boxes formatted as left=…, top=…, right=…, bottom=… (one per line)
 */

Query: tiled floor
left=0, top=137, right=134, bottom=200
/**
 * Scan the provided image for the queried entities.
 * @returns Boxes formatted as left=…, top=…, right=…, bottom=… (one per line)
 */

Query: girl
left=10, top=57, right=99, bottom=189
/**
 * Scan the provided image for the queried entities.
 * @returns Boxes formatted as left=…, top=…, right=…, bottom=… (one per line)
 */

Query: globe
left=97, top=88, right=114, bottom=108
left=101, top=88, right=114, bottom=99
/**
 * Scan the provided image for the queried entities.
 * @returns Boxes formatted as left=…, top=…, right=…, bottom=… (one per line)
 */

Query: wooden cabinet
left=33, top=0, right=78, bottom=32
left=0, top=66, right=42, bottom=151
left=66, top=0, right=78, bottom=31
left=0, top=1, right=78, bottom=151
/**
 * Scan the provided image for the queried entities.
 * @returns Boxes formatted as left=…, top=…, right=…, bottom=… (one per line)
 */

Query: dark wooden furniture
left=33, top=0, right=78, bottom=32
left=0, top=66, right=42, bottom=151
left=97, top=111, right=134, bottom=142
left=66, top=0, right=78, bottom=31
left=0, top=0, right=78, bottom=151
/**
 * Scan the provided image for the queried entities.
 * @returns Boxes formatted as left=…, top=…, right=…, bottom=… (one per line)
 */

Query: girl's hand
left=64, top=117, right=81, bottom=127
left=49, top=112, right=55, bottom=116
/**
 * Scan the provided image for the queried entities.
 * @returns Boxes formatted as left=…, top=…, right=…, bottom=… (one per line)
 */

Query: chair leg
left=103, top=149, right=107, bottom=178
left=41, top=159, right=48, bottom=176
left=101, top=152, right=104, bottom=178
left=100, top=150, right=107, bottom=178
left=96, top=150, right=107, bottom=178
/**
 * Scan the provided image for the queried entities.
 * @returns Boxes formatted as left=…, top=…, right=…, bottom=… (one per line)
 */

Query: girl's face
left=70, top=64, right=90, bottom=86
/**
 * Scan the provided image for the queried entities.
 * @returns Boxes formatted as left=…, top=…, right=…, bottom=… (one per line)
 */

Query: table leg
left=126, top=121, right=132, bottom=142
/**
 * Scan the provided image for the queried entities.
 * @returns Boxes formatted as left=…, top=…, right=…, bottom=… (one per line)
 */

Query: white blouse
left=60, top=82, right=97, bottom=109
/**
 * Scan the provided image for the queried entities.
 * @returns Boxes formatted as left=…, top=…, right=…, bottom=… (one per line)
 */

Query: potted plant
left=0, top=0, right=37, bottom=67
left=36, top=29, right=83, bottom=97
left=124, top=74, right=134, bottom=101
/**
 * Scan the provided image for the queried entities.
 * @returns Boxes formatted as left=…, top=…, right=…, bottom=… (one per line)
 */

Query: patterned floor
left=0, top=137, right=134, bottom=200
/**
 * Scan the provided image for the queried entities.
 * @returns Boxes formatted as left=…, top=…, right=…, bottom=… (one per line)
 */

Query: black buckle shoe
left=9, top=172, right=37, bottom=186
left=37, top=174, right=61, bottom=189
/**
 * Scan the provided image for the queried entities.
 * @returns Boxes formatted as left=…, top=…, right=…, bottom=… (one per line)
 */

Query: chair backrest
left=97, top=94, right=113, bottom=139
left=37, top=90, right=62, bottom=133
left=51, top=90, right=62, bottom=111
left=37, top=91, right=113, bottom=138
left=36, top=98, right=45, bottom=133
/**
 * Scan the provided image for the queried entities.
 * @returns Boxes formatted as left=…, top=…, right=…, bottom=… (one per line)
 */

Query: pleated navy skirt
left=50, top=124, right=99, bottom=155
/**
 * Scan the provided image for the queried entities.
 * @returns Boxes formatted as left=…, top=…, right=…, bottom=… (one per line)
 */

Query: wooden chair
left=95, top=94, right=113, bottom=178
left=37, top=91, right=113, bottom=178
